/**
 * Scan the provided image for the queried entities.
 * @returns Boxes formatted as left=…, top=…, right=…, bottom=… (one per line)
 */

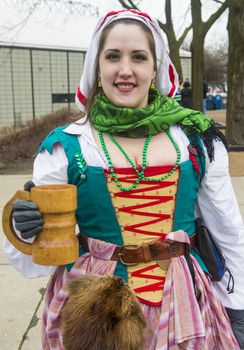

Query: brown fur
left=61, top=275, right=146, bottom=350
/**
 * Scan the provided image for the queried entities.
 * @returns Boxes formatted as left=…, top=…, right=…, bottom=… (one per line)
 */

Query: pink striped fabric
left=154, top=231, right=240, bottom=349
left=41, top=231, right=240, bottom=350
left=41, top=238, right=117, bottom=350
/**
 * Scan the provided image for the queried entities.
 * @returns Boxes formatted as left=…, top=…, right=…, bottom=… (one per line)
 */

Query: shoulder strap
left=38, top=125, right=83, bottom=184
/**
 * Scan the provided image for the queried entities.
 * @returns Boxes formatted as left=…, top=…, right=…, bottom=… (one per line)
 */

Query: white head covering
left=75, top=9, right=179, bottom=111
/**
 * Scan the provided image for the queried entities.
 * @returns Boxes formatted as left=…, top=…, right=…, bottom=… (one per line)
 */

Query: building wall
left=32, top=50, right=52, bottom=117
left=0, top=45, right=191, bottom=126
left=181, top=57, right=192, bottom=83
left=12, top=49, right=34, bottom=124
left=0, top=46, right=85, bottom=127
left=69, top=51, right=84, bottom=111
left=0, top=48, right=15, bottom=124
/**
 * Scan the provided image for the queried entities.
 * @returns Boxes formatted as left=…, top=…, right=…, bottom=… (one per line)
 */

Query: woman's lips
left=114, top=82, right=136, bottom=92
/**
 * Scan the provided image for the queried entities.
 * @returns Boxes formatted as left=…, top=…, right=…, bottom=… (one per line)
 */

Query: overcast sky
left=0, top=0, right=228, bottom=50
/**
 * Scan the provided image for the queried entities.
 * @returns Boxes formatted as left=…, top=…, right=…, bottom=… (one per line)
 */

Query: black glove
left=12, top=181, right=43, bottom=240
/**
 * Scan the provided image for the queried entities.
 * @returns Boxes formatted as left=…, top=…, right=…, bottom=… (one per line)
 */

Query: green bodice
left=38, top=125, right=207, bottom=280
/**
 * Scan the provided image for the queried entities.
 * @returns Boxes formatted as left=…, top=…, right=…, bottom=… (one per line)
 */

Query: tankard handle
left=2, top=190, right=33, bottom=255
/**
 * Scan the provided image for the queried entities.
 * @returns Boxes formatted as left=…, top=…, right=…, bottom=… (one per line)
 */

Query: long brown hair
left=84, top=18, right=157, bottom=118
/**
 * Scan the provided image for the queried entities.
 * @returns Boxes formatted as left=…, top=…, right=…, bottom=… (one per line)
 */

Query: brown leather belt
left=77, top=233, right=196, bottom=266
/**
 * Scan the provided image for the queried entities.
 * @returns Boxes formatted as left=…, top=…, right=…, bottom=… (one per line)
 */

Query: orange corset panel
left=105, top=165, right=179, bottom=306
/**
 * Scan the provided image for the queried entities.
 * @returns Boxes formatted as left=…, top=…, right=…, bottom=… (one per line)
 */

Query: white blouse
left=3, top=120, right=244, bottom=309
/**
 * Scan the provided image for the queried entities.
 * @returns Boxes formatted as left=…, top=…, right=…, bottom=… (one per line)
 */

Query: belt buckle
left=118, top=244, right=139, bottom=266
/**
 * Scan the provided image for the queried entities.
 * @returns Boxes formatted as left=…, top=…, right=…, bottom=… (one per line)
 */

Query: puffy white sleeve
left=3, top=144, right=68, bottom=278
left=196, top=140, right=244, bottom=309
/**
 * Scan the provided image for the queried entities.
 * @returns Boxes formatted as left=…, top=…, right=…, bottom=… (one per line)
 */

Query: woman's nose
left=118, top=59, right=133, bottom=76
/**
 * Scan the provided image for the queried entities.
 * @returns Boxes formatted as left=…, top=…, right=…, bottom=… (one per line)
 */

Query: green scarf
left=90, top=89, right=212, bottom=138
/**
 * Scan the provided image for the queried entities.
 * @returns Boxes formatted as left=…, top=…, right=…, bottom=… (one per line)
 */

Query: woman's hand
left=12, top=181, right=43, bottom=239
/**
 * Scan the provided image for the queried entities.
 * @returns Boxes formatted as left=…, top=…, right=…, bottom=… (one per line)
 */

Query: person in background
left=3, top=9, right=244, bottom=349
left=173, top=76, right=182, bottom=104
left=180, top=78, right=192, bottom=108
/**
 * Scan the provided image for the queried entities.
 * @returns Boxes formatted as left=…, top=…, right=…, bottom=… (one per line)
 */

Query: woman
left=3, top=9, right=244, bottom=349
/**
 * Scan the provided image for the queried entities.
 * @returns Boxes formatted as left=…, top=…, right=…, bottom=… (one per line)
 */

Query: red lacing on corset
left=106, top=164, right=176, bottom=175
left=132, top=264, right=166, bottom=306
left=132, top=264, right=165, bottom=291
left=105, top=165, right=179, bottom=306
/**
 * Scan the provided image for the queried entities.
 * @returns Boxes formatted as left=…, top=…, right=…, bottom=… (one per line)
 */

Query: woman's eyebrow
left=104, top=49, right=120, bottom=53
left=132, top=50, right=149, bottom=55
left=103, top=49, right=149, bottom=55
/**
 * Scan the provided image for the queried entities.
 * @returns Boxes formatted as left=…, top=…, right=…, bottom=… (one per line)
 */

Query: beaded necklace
left=98, top=130, right=181, bottom=192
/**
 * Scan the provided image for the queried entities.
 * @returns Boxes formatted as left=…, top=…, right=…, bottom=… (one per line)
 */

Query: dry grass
left=0, top=126, right=24, bottom=140
left=0, top=109, right=79, bottom=172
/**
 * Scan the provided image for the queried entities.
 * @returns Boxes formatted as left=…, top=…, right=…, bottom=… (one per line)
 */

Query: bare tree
left=191, top=0, right=228, bottom=110
left=5, top=0, right=99, bottom=16
left=1, top=0, right=98, bottom=38
left=226, top=0, right=244, bottom=145
left=204, top=44, right=228, bottom=91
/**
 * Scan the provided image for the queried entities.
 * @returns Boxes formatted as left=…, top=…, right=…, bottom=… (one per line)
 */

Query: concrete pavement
left=0, top=174, right=244, bottom=350
left=0, top=175, right=49, bottom=350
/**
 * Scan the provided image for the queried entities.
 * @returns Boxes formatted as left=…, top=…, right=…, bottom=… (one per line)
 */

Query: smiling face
left=98, top=23, right=156, bottom=109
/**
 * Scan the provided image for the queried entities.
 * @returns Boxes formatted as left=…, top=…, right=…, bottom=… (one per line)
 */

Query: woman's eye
left=133, top=54, right=147, bottom=61
left=105, top=53, right=119, bottom=61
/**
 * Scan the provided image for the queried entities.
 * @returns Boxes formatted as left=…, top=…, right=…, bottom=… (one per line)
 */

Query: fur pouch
left=61, top=275, right=147, bottom=350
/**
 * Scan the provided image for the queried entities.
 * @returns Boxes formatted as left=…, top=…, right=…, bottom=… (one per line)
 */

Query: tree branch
left=212, top=0, right=226, bottom=4
left=157, top=19, right=170, bottom=36
left=117, top=0, right=132, bottom=10
left=178, top=24, right=192, bottom=46
left=0, top=1, right=40, bottom=39
left=117, top=0, right=139, bottom=10
left=165, top=0, right=172, bottom=27
left=127, top=0, right=140, bottom=10
left=203, top=0, right=228, bottom=36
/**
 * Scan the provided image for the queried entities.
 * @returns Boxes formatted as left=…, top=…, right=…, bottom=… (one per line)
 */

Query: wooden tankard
left=2, top=184, right=79, bottom=266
